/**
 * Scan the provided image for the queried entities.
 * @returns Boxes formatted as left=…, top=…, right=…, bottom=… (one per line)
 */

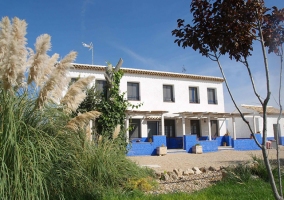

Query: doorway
left=211, top=120, right=219, bottom=138
left=164, top=119, right=176, bottom=138
left=273, top=124, right=281, bottom=141
left=191, top=120, right=201, bottom=138
left=147, top=121, right=159, bottom=137
left=190, top=120, right=201, bottom=138
left=129, top=119, right=141, bottom=139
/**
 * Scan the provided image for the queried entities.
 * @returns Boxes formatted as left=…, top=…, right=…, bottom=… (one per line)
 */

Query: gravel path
left=128, top=148, right=284, bottom=173
left=128, top=147, right=284, bottom=194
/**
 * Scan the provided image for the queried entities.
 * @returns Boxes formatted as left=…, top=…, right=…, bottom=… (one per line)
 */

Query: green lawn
left=104, top=178, right=278, bottom=200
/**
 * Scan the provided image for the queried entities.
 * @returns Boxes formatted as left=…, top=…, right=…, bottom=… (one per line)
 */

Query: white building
left=70, top=64, right=228, bottom=148
left=228, top=105, right=284, bottom=142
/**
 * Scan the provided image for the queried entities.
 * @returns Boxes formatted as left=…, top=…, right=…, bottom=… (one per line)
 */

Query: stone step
left=167, top=149, right=187, bottom=154
left=218, top=146, right=234, bottom=150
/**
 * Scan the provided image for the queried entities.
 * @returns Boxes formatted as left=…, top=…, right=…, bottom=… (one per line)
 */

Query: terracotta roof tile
left=242, top=105, right=282, bottom=115
left=72, top=63, right=224, bottom=82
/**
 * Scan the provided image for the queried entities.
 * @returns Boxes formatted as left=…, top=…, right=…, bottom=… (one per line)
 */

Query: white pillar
left=161, top=114, right=165, bottom=136
left=253, top=114, right=256, bottom=133
left=207, top=116, right=212, bottom=141
left=232, top=117, right=236, bottom=140
left=182, top=115, right=186, bottom=136
left=182, top=115, right=186, bottom=149
left=125, top=115, right=130, bottom=143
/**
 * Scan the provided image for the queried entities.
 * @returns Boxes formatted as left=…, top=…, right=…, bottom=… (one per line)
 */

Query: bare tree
left=172, top=0, right=284, bottom=199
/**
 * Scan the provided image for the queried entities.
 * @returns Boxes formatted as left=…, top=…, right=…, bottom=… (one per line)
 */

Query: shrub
left=0, top=16, right=155, bottom=199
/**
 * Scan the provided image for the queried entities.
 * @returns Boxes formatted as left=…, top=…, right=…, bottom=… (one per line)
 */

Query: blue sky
left=2, top=0, right=284, bottom=112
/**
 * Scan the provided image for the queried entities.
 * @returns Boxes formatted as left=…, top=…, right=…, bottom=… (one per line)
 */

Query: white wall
left=69, top=67, right=227, bottom=137
left=121, top=73, right=225, bottom=114
left=259, top=116, right=284, bottom=138
left=227, top=115, right=284, bottom=138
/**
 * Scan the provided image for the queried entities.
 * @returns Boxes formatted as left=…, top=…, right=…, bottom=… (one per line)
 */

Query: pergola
left=125, top=110, right=255, bottom=141
left=175, top=111, right=254, bottom=140
left=125, top=110, right=168, bottom=141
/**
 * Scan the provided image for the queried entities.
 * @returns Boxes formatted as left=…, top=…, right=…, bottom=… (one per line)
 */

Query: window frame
left=207, top=88, right=218, bottom=104
left=163, top=84, right=175, bottom=102
left=127, top=82, right=140, bottom=101
left=95, top=79, right=107, bottom=95
left=189, top=86, right=199, bottom=103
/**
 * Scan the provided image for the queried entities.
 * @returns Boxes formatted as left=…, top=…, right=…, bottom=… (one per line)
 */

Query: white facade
left=227, top=105, right=284, bottom=139
left=70, top=64, right=228, bottom=141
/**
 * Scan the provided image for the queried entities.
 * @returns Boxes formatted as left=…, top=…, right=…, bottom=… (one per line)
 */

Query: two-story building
left=70, top=63, right=228, bottom=150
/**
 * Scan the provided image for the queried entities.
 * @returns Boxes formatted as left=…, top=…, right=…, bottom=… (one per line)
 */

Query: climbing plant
left=95, top=69, right=128, bottom=139
left=75, top=62, right=141, bottom=142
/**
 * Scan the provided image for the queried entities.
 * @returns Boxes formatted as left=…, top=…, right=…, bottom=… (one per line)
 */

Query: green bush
left=0, top=16, right=155, bottom=199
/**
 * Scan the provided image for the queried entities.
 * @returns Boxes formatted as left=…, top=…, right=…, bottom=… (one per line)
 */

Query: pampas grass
left=36, top=51, right=77, bottom=109
left=0, top=17, right=12, bottom=70
left=0, top=16, right=155, bottom=200
left=0, top=17, right=27, bottom=90
left=61, top=76, right=95, bottom=112
left=112, top=124, right=121, bottom=139
left=28, top=34, right=51, bottom=86
left=66, top=111, right=101, bottom=131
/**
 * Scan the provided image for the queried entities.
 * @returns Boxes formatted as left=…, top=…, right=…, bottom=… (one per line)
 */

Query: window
left=207, top=88, right=218, bottom=104
left=191, top=120, right=200, bottom=138
left=164, top=120, right=175, bottom=137
left=189, top=87, right=199, bottom=103
left=96, top=80, right=107, bottom=95
left=127, top=82, right=140, bottom=101
left=70, top=78, right=77, bottom=83
left=129, top=119, right=141, bottom=139
left=147, top=121, right=159, bottom=138
left=163, top=85, right=174, bottom=102
left=211, top=120, right=219, bottom=137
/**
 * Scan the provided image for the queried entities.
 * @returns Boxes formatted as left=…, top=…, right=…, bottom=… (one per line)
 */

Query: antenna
left=82, top=42, right=94, bottom=65
left=182, top=65, right=186, bottom=73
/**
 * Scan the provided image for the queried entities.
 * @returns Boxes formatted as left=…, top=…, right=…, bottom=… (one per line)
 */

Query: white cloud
left=81, top=0, right=94, bottom=35
left=113, top=44, right=165, bottom=70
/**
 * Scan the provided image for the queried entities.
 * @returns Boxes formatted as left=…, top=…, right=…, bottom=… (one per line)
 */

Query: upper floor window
left=207, top=88, right=218, bottom=104
left=127, top=82, right=140, bottom=101
left=163, top=85, right=175, bottom=102
left=96, top=80, right=107, bottom=95
left=70, top=77, right=78, bottom=84
left=189, top=87, right=199, bottom=103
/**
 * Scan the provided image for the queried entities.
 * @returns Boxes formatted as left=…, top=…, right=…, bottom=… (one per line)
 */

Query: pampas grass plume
left=36, top=51, right=77, bottom=109
left=28, top=34, right=51, bottom=85
left=1, top=17, right=28, bottom=90
left=61, top=76, right=95, bottom=112
left=112, top=124, right=121, bottom=139
left=66, top=111, right=101, bottom=131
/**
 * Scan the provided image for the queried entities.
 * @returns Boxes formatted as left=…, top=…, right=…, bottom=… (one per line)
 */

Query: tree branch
left=243, top=57, right=263, bottom=104
left=213, top=51, right=262, bottom=148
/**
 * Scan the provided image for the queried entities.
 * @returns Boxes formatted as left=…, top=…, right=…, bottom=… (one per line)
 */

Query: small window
left=70, top=77, right=78, bottom=84
left=129, top=119, right=141, bottom=139
left=189, top=87, right=199, bottom=103
left=127, top=82, right=140, bottom=101
left=96, top=80, right=107, bottom=95
left=207, top=88, right=218, bottom=104
left=163, top=85, right=175, bottom=102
